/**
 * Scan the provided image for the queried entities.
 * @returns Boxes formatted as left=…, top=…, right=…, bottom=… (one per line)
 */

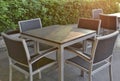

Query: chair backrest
left=92, top=31, right=119, bottom=64
left=1, top=33, right=30, bottom=66
left=92, top=9, right=103, bottom=19
left=18, top=18, right=42, bottom=32
left=100, top=14, right=118, bottom=30
left=78, top=18, right=101, bottom=35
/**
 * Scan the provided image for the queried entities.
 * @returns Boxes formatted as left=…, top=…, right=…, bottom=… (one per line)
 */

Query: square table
left=108, top=13, right=120, bottom=18
left=21, top=25, right=96, bottom=81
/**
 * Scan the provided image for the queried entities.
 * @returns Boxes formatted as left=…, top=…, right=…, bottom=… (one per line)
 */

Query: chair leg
left=9, top=65, right=12, bottom=81
left=109, top=65, right=112, bottom=81
left=34, top=41, right=38, bottom=53
left=83, top=40, right=87, bottom=53
left=109, top=57, right=112, bottom=81
left=39, top=72, right=42, bottom=79
left=29, top=67, right=33, bottom=81
left=36, top=42, right=39, bottom=53
left=29, top=74, right=33, bottom=81
left=25, top=75, right=29, bottom=79
left=83, top=40, right=92, bottom=54
left=80, top=70, right=84, bottom=77
left=88, top=73, right=92, bottom=81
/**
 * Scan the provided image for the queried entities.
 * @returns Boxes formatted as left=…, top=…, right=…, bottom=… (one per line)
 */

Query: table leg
left=34, top=41, right=39, bottom=53
left=57, top=46, right=64, bottom=81
left=118, top=18, right=120, bottom=30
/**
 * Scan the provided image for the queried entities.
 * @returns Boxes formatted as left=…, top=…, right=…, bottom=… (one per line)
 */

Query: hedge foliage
left=0, top=0, right=120, bottom=32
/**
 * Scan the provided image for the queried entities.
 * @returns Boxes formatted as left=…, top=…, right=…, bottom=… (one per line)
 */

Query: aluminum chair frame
left=2, top=33, right=57, bottom=81
left=65, top=31, right=119, bottom=81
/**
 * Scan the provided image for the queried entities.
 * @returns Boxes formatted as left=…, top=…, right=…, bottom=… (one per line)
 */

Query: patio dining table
left=21, top=24, right=96, bottom=81
left=108, top=13, right=120, bottom=17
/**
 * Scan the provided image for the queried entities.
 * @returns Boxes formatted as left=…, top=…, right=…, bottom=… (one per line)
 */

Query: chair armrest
left=29, top=47, right=57, bottom=64
left=65, top=47, right=91, bottom=62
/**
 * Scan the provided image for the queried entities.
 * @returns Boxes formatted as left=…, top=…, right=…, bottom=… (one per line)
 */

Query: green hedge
left=0, top=0, right=119, bottom=32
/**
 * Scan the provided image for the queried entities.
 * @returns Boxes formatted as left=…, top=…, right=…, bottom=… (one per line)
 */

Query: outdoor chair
left=92, top=9, right=103, bottom=19
left=19, top=18, right=42, bottom=32
left=100, top=14, right=118, bottom=35
left=1, top=32, right=57, bottom=81
left=65, top=31, right=119, bottom=81
left=70, top=18, right=101, bottom=53
left=18, top=18, right=52, bottom=53
left=78, top=18, right=101, bottom=35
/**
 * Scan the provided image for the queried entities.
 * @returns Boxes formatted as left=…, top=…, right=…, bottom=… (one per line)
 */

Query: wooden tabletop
left=22, top=25, right=96, bottom=44
left=108, top=13, right=120, bottom=18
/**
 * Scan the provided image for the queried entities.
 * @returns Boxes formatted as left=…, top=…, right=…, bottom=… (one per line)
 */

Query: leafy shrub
left=0, top=0, right=119, bottom=32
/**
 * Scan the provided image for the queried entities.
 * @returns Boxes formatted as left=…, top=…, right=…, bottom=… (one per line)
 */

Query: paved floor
left=0, top=34, right=120, bottom=81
